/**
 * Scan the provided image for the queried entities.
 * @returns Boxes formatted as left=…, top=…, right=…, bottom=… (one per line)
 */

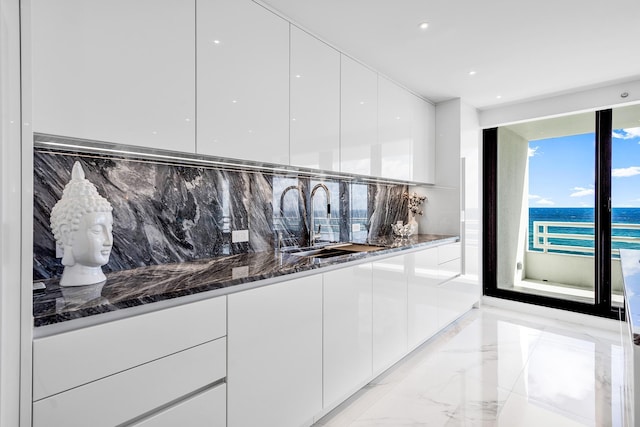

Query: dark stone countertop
left=33, top=234, right=458, bottom=330
left=620, top=249, right=640, bottom=345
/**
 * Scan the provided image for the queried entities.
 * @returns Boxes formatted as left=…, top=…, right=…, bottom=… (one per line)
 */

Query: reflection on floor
left=313, top=305, right=628, bottom=427
left=512, top=279, right=624, bottom=308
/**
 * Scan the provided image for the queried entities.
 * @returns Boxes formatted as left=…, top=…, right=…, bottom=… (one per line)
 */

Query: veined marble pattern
left=313, top=306, right=629, bottom=427
left=33, top=134, right=408, bottom=281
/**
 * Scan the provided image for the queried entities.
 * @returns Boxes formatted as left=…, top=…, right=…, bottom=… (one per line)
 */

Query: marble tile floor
left=313, top=305, right=628, bottom=427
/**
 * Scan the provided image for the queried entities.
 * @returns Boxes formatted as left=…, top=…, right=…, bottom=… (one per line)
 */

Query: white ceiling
left=260, top=0, right=640, bottom=109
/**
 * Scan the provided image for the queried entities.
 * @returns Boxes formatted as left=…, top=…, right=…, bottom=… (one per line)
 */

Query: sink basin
left=286, top=243, right=385, bottom=259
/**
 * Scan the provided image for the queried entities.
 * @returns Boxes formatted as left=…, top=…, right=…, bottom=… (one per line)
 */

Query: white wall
left=0, top=0, right=32, bottom=426
left=414, top=98, right=481, bottom=280
left=479, top=78, right=640, bottom=128
left=496, top=127, right=529, bottom=288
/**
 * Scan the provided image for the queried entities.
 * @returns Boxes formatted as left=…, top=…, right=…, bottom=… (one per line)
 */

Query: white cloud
left=528, top=194, right=541, bottom=199
left=570, top=187, right=595, bottom=197
left=612, top=166, right=640, bottom=177
left=528, top=146, right=539, bottom=157
left=536, top=198, right=555, bottom=206
left=612, top=127, right=640, bottom=140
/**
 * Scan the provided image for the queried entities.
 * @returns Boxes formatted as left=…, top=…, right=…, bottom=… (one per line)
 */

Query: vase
left=408, top=214, right=419, bottom=236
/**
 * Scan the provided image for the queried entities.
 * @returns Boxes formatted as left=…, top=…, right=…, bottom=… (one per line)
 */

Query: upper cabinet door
left=378, top=77, right=413, bottom=181
left=197, top=0, right=289, bottom=164
left=32, top=0, right=196, bottom=152
left=411, top=94, right=436, bottom=184
left=340, top=56, right=378, bottom=176
left=290, top=27, right=340, bottom=171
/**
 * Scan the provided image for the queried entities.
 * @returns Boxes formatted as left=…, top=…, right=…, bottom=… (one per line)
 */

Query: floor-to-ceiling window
left=484, top=106, right=640, bottom=319
left=612, top=104, right=640, bottom=308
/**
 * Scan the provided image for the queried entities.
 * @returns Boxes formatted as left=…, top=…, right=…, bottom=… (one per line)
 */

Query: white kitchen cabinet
left=378, top=77, right=436, bottom=183
left=197, top=0, right=289, bottom=164
left=378, top=76, right=413, bottom=181
left=32, top=296, right=227, bottom=427
left=33, top=296, right=226, bottom=400
left=227, top=275, right=323, bottom=427
left=131, top=384, right=226, bottom=427
left=372, top=254, right=408, bottom=375
left=340, top=55, right=378, bottom=176
left=32, top=0, right=196, bottom=152
left=290, top=26, right=340, bottom=171
left=323, top=263, right=373, bottom=408
left=438, top=277, right=479, bottom=329
left=33, top=338, right=226, bottom=427
left=435, top=242, right=468, bottom=328
left=411, top=94, right=436, bottom=184
left=407, top=248, right=440, bottom=350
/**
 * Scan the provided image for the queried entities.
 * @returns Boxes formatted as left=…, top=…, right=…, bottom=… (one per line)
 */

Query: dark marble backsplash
left=33, top=135, right=408, bottom=281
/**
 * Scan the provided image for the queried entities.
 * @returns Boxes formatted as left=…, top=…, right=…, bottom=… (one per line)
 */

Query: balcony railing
left=532, top=221, right=640, bottom=257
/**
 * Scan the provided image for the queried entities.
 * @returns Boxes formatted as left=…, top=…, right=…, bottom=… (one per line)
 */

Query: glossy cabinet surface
left=323, top=264, right=373, bottom=407
left=32, top=0, right=196, bottom=152
left=407, top=248, right=440, bottom=350
left=197, top=0, right=289, bottom=164
left=377, top=77, right=436, bottom=183
left=372, top=254, right=408, bottom=375
left=131, top=384, right=226, bottom=427
left=378, top=76, right=413, bottom=181
left=33, top=338, right=226, bottom=427
left=227, top=275, right=322, bottom=427
left=411, top=94, right=436, bottom=184
left=340, top=55, right=378, bottom=176
left=33, top=296, right=226, bottom=401
left=290, top=26, right=340, bottom=171
left=33, top=296, right=227, bottom=427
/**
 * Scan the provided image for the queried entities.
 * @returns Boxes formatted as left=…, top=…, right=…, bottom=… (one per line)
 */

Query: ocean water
left=528, top=207, right=640, bottom=256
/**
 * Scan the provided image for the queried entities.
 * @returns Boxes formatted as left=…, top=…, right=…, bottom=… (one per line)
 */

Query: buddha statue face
left=69, top=211, right=113, bottom=268
left=50, top=161, right=114, bottom=286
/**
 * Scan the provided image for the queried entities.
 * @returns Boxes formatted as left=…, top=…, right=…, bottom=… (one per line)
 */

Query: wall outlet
left=232, top=229, right=249, bottom=243
left=232, top=266, right=249, bottom=279
left=352, top=223, right=361, bottom=232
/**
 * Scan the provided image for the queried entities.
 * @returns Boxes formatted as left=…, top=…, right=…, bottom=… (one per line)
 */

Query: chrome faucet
left=279, top=185, right=300, bottom=218
left=310, top=183, right=331, bottom=246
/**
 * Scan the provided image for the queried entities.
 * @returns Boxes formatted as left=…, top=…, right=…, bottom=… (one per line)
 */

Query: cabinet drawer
left=438, top=243, right=461, bottom=265
left=33, top=296, right=226, bottom=400
left=33, top=337, right=226, bottom=427
left=132, top=383, right=226, bottom=427
left=439, top=258, right=461, bottom=282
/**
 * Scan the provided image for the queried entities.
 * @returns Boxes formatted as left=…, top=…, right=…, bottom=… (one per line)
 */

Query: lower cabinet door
left=323, top=263, right=373, bottom=407
left=372, top=254, right=408, bottom=375
left=438, top=277, right=478, bottom=328
left=407, top=249, right=440, bottom=349
left=227, top=275, right=323, bottom=427
left=132, top=384, right=226, bottom=427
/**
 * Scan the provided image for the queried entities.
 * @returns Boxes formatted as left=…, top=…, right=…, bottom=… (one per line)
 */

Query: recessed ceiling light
left=295, top=74, right=302, bottom=79
left=419, top=22, right=429, bottom=30
left=468, top=70, right=477, bottom=76
left=213, top=40, right=221, bottom=44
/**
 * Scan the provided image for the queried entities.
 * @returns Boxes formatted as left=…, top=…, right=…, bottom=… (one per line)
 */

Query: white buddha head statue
left=50, top=161, right=114, bottom=287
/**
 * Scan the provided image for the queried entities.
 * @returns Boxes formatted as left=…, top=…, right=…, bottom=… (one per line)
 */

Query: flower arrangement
left=403, top=191, right=427, bottom=216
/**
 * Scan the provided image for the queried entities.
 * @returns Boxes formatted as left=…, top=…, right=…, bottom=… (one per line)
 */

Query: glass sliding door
left=485, top=107, right=631, bottom=318
left=495, top=112, right=597, bottom=303
left=611, top=104, right=640, bottom=308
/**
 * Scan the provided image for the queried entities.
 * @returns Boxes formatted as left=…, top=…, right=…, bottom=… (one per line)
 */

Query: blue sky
left=528, top=127, right=640, bottom=208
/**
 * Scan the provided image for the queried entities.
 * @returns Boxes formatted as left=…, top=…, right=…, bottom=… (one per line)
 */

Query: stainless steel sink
left=285, top=243, right=385, bottom=259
